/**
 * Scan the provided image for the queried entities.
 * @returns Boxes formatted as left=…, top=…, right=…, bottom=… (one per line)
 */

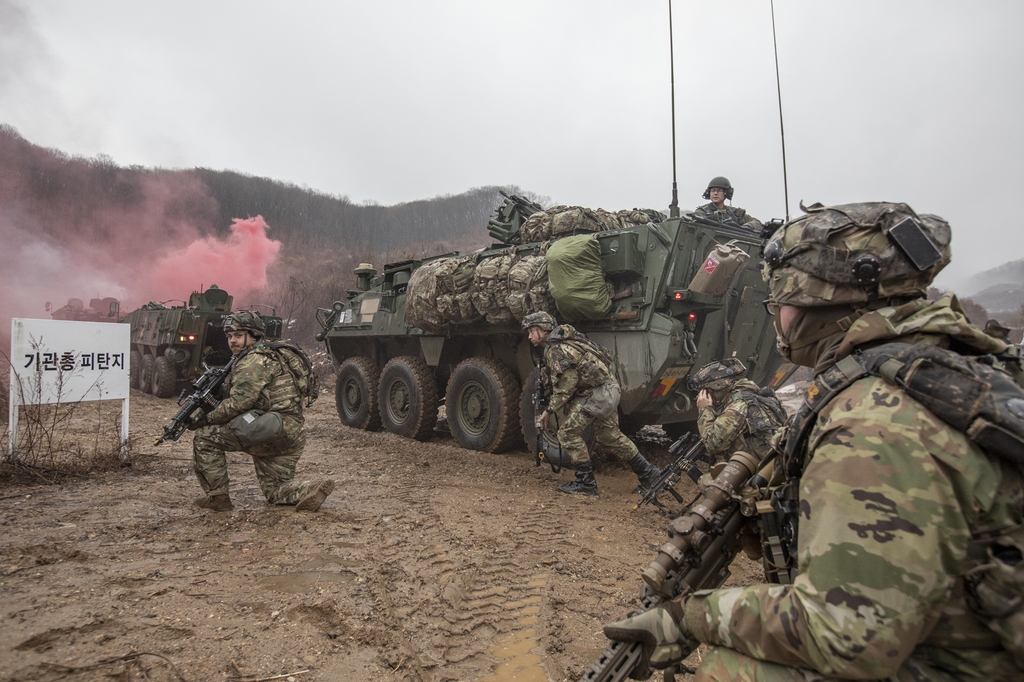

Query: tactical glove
left=603, top=598, right=698, bottom=674
left=187, top=414, right=209, bottom=431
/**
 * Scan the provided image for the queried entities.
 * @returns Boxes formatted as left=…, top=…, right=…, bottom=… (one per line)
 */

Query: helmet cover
left=223, top=310, right=266, bottom=338
left=521, top=311, right=558, bottom=332
left=762, top=202, right=951, bottom=308
left=688, top=357, right=747, bottom=391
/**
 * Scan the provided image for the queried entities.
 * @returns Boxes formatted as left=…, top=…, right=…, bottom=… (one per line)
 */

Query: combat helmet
left=702, top=176, right=734, bottom=201
left=688, top=358, right=747, bottom=392
left=762, top=202, right=951, bottom=308
left=223, top=310, right=266, bottom=338
left=521, top=311, right=558, bottom=332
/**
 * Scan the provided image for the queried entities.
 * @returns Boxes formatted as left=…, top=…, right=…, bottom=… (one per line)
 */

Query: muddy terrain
left=1, top=384, right=805, bottom=682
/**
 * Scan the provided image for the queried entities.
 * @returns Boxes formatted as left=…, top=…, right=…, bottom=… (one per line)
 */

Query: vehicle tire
left=153, top=356, right=178, bottom=398
left=140, top=354, right=155, bottom=394
left=446, top=357, right=522, bottom=453
left=378, top=356, right=438, bottom=440
left=130, top=350, right=142, bottom=390
left=335, top=357, right=382, bottom=431
left=520, top=368, right=594, bottom=456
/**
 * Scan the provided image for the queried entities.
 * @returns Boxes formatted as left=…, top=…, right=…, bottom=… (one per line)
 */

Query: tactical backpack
left=780, top=342, right=1024, bottom=666
left=736, top=387, right=787, bottom=442
left=264, top=341, right=320, bottom=407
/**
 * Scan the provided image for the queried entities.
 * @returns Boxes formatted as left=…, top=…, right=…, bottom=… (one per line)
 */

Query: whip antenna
left=668, top=0, right=679, bottom=218
left=771, top=0, right=790, bottom=221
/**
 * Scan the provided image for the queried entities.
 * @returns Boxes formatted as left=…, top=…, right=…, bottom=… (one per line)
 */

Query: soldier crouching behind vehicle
left=522, top=312, right=662, bottom=496
left=189, top=311, right=334, bottom=512
left=603, top=202, right=1024, bottom=680
left=691, top=358, right=786, bottom=465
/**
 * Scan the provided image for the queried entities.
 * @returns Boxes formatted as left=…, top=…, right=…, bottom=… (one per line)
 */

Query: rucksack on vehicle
left=266, top=341, right=320, bottom=407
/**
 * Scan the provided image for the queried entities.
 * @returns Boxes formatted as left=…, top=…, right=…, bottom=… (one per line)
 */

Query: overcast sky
left=2, top=0, right=1022, bottom=291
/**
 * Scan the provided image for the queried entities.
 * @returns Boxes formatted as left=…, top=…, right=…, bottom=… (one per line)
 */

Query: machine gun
left=633, top=432, right=707, bottom=515
left=580, top=449, right=773, bottom=682
left=154, top=355, right=236, bottom=445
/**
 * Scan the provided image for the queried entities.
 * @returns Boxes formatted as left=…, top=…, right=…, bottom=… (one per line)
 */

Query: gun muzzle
left=640, top=450, right=760, bottom=592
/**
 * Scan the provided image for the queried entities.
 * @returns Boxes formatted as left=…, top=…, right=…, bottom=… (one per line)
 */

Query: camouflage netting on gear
left=406, top=255, right=481, bottom=333
left=507, top=253, right=557, bottom=320
left=519, top=206, right=659, bottom=243
left=471, top=251, right=518, bottom=325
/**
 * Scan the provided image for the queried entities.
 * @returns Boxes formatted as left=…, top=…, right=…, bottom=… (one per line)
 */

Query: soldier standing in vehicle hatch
left=522, top=311, right=662, bottom=496
left=693, top=176, right=762, bottom=230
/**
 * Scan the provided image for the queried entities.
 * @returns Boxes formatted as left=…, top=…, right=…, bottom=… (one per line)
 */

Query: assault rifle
left=581, top=449, right=773, bottom=682
left=633, top=432, right=707, bottom=515
left=154, top=355, right=235, bottom=445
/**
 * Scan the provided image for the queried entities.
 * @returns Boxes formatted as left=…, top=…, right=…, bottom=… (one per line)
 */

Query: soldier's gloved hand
left=603, top=599, right=697, bottom=674
left=187, top=414, right=208, bottom=431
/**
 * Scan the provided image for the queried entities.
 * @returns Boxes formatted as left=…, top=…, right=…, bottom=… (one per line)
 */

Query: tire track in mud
left=361, top=470, right=583, bottom=681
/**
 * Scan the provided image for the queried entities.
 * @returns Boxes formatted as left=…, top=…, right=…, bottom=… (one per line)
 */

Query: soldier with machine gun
left=187, top=311, right=334, bottom=513
left=589, top=202, right=1024, bottom=681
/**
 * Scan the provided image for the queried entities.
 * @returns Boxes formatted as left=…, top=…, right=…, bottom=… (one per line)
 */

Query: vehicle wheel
left=140, top=354, right=155, bottom=394
left=378, top=356, right=438, bottom=440
left=446, top=357, right=522, bottom=453
left=129, top=350, right=142, bottom=390
left=520, top=368, right=594, bottom=457
left=335, top=357, right=382, bottom=431
left=153, top=356, right=178, bottom=398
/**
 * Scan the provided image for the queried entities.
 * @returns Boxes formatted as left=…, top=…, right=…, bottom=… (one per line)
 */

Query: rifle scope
left=641, top=450, right=761, bottom=592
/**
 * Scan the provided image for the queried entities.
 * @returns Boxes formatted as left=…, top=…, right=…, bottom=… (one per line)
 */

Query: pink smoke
left=142, top=216, right=281, bottom=303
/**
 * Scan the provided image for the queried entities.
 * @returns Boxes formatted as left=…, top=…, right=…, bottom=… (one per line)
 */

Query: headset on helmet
left=702, top=176, right=734, bottom=201
left=223, top=310, right=266, bottom=338
left=762, top=202, right=951, bottom=308
left=521, top=311, right=558, bottom=332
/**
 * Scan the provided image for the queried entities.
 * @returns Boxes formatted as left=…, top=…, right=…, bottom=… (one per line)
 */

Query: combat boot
left=558, top=461, right=599, bottom=496
left=296, top=480, right=336, bottom=512
left=195, top=494, right=233, bottom=511
left=628, top=453, right=662, bottom=493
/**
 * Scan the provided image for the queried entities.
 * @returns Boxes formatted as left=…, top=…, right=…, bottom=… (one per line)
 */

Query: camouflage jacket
left=542, top=325, right=614, bottom=413
left=207, top=343, right=305, bottom=424
left=681, top=295, right=1024, bottom=679
left=696, top=379, right=775, bottom=459
left=693, top=203, right=761, bottom=230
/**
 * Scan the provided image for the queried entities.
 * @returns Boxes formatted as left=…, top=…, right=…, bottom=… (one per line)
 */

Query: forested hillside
left=0, top=124, right=546, bottom=345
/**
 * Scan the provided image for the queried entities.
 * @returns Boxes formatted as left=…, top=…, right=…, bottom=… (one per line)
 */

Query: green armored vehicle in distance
left=317, top=194, right=793, bottom=455
left=121, top=285, right=284, bottom=398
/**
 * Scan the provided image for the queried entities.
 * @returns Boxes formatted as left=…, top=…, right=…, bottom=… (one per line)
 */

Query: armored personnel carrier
left=121, top=285, right=284, bottom=398
left=317, top=194, right=793, bottom=454
left=49, top=297, right=120, bottom=323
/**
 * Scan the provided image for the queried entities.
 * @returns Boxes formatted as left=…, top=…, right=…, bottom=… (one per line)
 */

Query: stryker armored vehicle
left=48, top=297, right=120, bottom=323
left=121, top=285, right=283, bottom=398
left=316, top=194, right=793, bottom=455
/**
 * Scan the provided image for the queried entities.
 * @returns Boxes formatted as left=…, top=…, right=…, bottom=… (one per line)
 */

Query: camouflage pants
left=693, top=648, right=833, bottom=682
left=558, top=398, right=639, bottom=466
left=192, top=415, right=316, bottom=505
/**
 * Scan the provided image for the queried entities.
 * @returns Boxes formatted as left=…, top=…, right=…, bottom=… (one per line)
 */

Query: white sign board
left=9, top=318, right=130, bottom=455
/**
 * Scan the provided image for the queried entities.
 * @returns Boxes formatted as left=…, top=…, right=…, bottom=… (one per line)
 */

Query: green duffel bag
left=546, top=235, right=612, bottom=321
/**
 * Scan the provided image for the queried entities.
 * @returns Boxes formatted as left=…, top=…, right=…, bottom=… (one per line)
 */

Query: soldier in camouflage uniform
left=189, top=311, right=335, bottom=512
left=690, top=358, right=785, bottom=464
left=522, top=312, right=662, bottom=496
left=693, top=176, right=762, bottom=230
left=604, top=202, right=1024, bottom=680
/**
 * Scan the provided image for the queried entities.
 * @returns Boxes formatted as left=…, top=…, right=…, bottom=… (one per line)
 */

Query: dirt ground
left=1, top=383, right=806, bottom=682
